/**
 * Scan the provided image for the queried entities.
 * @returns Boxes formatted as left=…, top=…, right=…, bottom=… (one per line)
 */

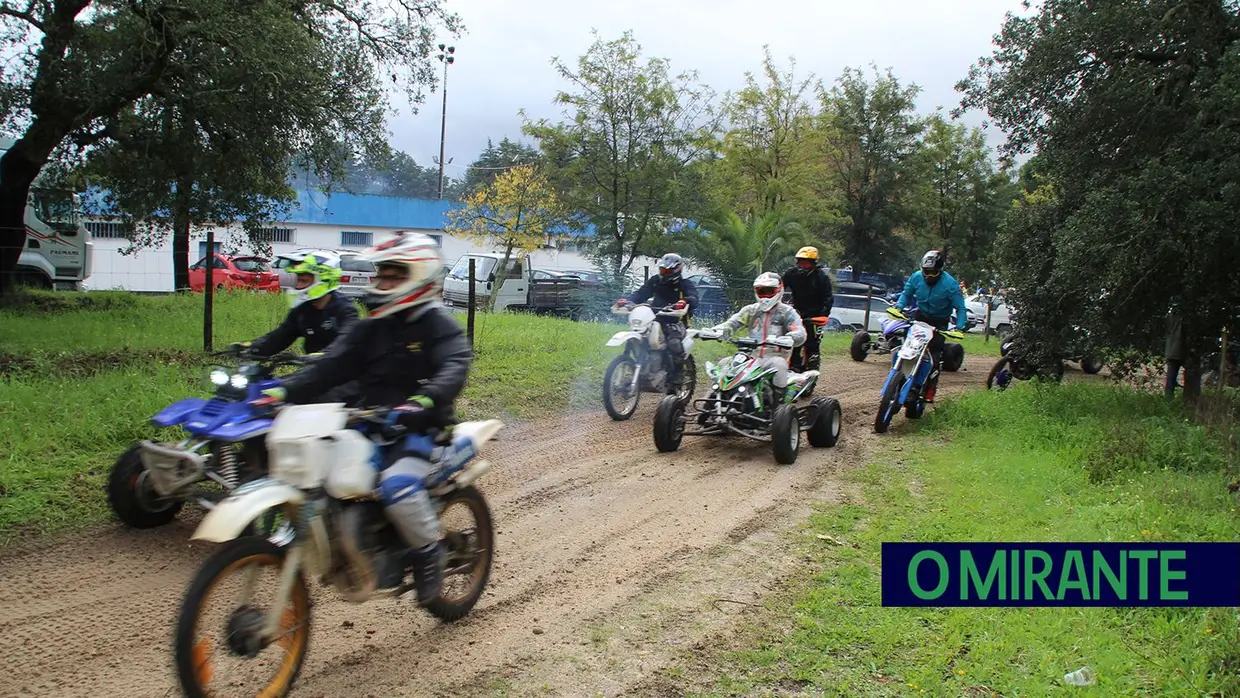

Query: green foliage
left=958, top=0, right=1240, bottom=394
left=0, top=0, right=462, bottom=289
left=523, top=30, right=721, bottom=277
left=461, top=137, right=542, bottom=194
left=701, top=382, right=1240, bottom=696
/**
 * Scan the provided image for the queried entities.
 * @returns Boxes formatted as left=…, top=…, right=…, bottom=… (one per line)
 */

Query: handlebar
left=885, top=307, right=966, bottom=341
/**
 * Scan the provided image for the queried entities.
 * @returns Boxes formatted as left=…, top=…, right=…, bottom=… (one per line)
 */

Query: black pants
left=1165, top=359, right=1183, bottom=399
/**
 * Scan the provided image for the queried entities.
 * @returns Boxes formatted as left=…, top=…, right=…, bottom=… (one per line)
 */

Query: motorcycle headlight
left=229, top=374, right=249, bottom=390
left=209, top=368, right=229, bottom=387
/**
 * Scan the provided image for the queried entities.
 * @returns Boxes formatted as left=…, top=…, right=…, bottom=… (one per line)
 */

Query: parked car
left=683, top=274, right=733, bottom=320
left=965, top=293, right=1014, bottom=335
left=442, top=253, right=600, bottom=316
left=830, top=293, right=893, bottom=333
left=189, top=254, right=279, bottom=293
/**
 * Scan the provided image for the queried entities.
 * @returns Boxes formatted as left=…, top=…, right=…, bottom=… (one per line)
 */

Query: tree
left=957, top=0, right=1240, bottom=401
left=0, top=0, right=461, bottom=292
left=707, top=47, right=823, bottom=217
left=444, top=163, right=565, bottom=309
left=818, top=66, right=926, bottom=274
left=461, top=137, right=541, bottom=194
left=83, top=0, right=393, bottom=290
left=910, top=113, right=1016, bottom=283
left=523, top=30, right=721, bottom=277
left=676, top=209, right=835, bottom=306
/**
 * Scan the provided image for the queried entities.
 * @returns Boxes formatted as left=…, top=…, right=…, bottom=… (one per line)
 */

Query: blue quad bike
left=873, top=308, right=966, bottom=434
left=106, top=347, right=312, bottom=530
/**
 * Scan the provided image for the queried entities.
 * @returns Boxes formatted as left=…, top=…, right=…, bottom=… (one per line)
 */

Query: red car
left=189, top=254, right=280, bottom=293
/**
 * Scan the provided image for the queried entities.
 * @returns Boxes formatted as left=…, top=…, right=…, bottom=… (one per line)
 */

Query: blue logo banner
left=881, top=543, right=1240, bottom=607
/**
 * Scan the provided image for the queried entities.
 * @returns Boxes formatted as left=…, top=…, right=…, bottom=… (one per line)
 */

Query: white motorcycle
left=602, top=302, right=697, bottom=420
left=171, top=403, right=503, bottom=698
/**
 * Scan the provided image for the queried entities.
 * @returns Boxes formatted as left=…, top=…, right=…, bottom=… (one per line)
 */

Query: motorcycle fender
left=151, top=398, right=208, bottom=428
left=606, top=331, right=643, bottom=348
left=191, top=478, right=306, bottom=543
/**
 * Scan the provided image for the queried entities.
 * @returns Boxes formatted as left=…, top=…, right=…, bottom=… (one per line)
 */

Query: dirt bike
left=652, top=331, right=843, bottom=465
left=873, top=308, right=965, bottom=433
left=986, top=331, right=1102, bottom=390
left=172, top=402, right=502, bottom=698
left=106, top=347, right=311, bottom=529
left=851, top=313, right=964, bottom=371
left=602, top=301, right=697, bottom=420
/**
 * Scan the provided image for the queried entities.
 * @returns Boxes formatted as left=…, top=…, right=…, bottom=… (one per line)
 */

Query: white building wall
left=83, top=221, right=703, bottom=292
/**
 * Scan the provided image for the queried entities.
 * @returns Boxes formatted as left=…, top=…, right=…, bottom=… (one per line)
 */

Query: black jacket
left=627, top=276, right=699, bottom=320
left=249, top=293, right=360, bottom=356
left=781, top=265, right=834, bottom=318
left=281, top=304, right=471, bottom=425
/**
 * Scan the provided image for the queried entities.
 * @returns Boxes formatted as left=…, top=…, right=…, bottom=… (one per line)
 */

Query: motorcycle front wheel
left=173, top=537, right=311, bottom=698
left=874, top=372, right=906, bottom=434
left=603, top=354, right=641, bottom=421
left=986, top=357, right=1011, bottom=390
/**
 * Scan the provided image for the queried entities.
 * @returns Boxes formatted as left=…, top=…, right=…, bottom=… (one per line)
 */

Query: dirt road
left=0, top=353, right=991, bottom=697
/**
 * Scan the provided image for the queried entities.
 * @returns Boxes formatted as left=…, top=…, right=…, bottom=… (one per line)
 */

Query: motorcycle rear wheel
left=424, top=485, right=495, bottom=622
left=107, top=444, right=185, bottom=529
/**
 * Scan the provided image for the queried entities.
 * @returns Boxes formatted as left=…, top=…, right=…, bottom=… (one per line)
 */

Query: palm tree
left=678, top=209, right=815, bottom=306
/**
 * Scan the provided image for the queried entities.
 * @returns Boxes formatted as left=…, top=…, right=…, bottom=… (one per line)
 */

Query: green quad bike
left=652, top=331, right=843, bottom=465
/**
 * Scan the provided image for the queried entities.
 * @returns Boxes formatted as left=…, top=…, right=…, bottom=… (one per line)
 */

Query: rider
left=253, top=232, right=470, bottom=607
left=780, top=246, right=834, bottom=371
left=234, top=249, right=359, bottom=357
left=618, top=253, right=699, bottom=390
left=702, top=272, right=807, bottom=400
left=895, top=250, right=968, bottom=402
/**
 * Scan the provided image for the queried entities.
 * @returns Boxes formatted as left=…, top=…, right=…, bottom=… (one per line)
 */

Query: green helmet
left=287, top=250, right=342, bottom=308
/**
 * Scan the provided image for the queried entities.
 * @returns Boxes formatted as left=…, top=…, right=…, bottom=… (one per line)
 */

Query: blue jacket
left=897, top=270, right=968, bottom=330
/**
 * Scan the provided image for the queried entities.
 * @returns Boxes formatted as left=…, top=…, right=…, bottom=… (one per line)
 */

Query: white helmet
left=753, top=271, right=783, bottom=313
left=359, top=231, right=445, bottom=318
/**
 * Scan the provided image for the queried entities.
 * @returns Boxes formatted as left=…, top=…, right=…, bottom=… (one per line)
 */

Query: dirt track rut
left=0, top=353, right=991, bottom=697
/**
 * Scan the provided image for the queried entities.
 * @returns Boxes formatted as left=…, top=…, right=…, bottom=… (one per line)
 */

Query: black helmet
left=657, top=253, right=683, bottom=283
left=920, top=250, right=944, bottom=284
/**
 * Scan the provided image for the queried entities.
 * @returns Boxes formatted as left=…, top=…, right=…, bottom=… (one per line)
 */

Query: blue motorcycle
left=873, top=308, right=965, bottom=434
left=106, top=348, right=311, bottom=529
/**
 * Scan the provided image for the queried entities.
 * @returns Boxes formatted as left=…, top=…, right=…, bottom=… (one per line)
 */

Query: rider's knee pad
left=378, top=472, right=425, bottom=505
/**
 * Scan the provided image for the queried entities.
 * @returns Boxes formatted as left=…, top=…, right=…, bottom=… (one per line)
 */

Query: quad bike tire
left=603, top=354, right=640, bottom=421
left=771, top=403, right=801, bottom=465
left=1080, top=356, right=1104, bottom=375
left=653, top=395, right=685, bottom=453
left=807, top=397, right=842, bottom=447
left=850, top=331, right=870, bottom=361
left=943, top=343, right=965, bottom=372
left=107, top=444, right=184, bottom=529
left=874, top=372, right=906, bottom=434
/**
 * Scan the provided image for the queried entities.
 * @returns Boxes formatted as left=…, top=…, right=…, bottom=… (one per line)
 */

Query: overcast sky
left=386, top=0, right=1030, bottom=175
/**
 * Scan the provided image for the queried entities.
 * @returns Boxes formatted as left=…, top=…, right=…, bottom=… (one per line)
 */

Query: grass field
left=692, top=382, right=1240, bottom=697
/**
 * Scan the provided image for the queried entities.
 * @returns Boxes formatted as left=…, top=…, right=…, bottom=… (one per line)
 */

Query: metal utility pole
left=436, top=44, right=455, bottom=199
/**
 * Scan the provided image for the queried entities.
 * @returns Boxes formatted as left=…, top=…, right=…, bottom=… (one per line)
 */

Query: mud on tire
left=653, top=395, right=685, bottom=453
left=423, top=486, right=495, bottom=623
left=807, top=397, right=842, bottom=447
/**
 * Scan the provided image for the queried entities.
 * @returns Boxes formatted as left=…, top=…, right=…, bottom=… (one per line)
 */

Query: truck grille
left=54, top=266, right=81, bottom=278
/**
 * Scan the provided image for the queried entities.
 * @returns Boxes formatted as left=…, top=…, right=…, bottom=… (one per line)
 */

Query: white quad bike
left=652, top=330, right=843, bottom=465
left=172, top=403, right=503, bottom=698
left=602, top=302, right=697, bottom=420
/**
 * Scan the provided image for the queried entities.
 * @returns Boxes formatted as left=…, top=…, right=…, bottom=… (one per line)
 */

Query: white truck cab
left=0, top=137, right=93, bottom=290
left=442, top=252, right=530, bottom=311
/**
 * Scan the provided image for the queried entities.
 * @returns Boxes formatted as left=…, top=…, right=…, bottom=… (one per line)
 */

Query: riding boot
left=409, top=541, right=444, bottom=606
left=808, top=353, right=821, bottom=371
left=667, top=355, right=684, bottom=394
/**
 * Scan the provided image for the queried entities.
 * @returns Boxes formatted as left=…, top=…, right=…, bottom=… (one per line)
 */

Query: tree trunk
left=172, top=174, right=193, bottom=291
left=487, top=242, right=515, bottom=313
left=0, top=123, right=65, bottom=293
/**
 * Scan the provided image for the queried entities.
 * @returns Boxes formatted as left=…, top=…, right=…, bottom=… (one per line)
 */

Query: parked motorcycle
left=602, top=301, right=697, bottom=420
left=873, top=308, right=965, bottom=433
left=653, top=331, right=842, bottom=465
left=172, top=403, right=503, bottom=698
left=106, top=347, right=310, bottom=529
left=852, top=313, right=964, bottom=371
